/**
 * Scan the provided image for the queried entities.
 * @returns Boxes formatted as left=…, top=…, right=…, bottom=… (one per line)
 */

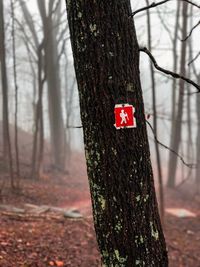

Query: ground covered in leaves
left=0, top=153, right=200, bottom=267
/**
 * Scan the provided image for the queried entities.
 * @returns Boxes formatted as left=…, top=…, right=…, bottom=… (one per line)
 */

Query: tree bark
left=66, top=1, right=168, bottom=266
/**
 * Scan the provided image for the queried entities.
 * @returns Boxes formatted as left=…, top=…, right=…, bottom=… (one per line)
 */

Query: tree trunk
left=30, top=43, right=45, bottom=179
left=145, top=0, right=165, bottom=222
left=168, top=1, right=180, bottom=183
left=167, top=2, right=188, bottom=188
left=66, top=1, right=168, bottom=266
left=0, top=0, right=14, bottom=188
left=171, top=1, right=181, bottom=124
left=37, top=0, right=67, bottom=171
left=196, top=76, right=200, bottom=194
left=11, top=0, right=20, bottom=183
left=186, top=5, right=194, bottom=167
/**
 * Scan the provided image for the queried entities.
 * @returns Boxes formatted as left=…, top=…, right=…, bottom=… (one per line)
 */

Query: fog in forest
left=0, top=0, right=200, bottom=266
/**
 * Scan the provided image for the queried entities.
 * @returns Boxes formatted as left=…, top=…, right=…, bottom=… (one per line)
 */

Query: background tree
left=66, top=0, right=168, bottom=266
left=145, top=0, right=164, bottom=221
left=18, top=0, right=68, bottom=174
left=168, top=1, right=189, bottom=188
left=11, top=0, right=20, bottom=182
left=0, top=0, right=14, bottom=188
left=37, top=0, right=67, bottom=171
left=18, top=0, right=46, bottom=179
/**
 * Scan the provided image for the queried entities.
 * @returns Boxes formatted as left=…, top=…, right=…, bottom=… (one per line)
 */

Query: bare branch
left=58, top=37, right=70, bottom=63
left=15, top=18, right=37, bottom=61
left=139, top=46, right=200, bottom=93
left=50, top=0, right=61, bottom=17
left=131, top=0, right=200, bottom=17
left=67, top=125, right=82, bottom=129
left=146, top=120, right=196, bottom=168
left=18, top=0, right=39, bottom=48
left=131, top=0, right=169, bottom=17
left=188, top=51, right=200, bottom=65
left=68, top=120, right=195, bottom=169
left=157, top=7, right=173, bottom=42
left=182, top=19, right=200, bottom=41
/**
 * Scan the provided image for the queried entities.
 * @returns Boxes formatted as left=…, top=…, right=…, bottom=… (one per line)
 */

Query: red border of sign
left=114, top=103, right=137, bottom=129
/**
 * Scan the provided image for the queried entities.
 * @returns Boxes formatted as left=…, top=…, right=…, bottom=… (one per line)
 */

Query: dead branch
left=139, top=47, right=200, bottom=93
left=131, top=0, right=200, bottom=17
left=188, top=51, right=200, bottom=65
left=146, top=120, right=196, bottom=168
left=182, top=19, right=200, bottom=41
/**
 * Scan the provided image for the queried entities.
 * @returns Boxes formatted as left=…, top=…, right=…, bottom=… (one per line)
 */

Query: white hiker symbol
left=120, top=109, right=129, bottom=124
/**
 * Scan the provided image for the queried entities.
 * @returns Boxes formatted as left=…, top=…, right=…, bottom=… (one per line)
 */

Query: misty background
left=1, top=0, right=200, bottom=182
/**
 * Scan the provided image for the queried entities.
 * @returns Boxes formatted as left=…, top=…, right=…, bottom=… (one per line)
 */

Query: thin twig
left=188, top=51, right=200, bottom=65
left=68, top=121, right=195, bottom=169
left=146, top=120, right=196, bottom=168
left=67, top=125, right=83, bottom=129
left=182, top=19, right=200, bottom=41
left=176, top=167, right=192, bottom=188
left=131, top=0, right=200, bottom=17
left=139, top=47, right=200, bottom=94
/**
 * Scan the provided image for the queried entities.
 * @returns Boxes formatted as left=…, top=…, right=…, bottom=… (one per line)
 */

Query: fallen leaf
left=1, top=242, right=8, bottom=246
left=56, top=260, right=64, bottom=267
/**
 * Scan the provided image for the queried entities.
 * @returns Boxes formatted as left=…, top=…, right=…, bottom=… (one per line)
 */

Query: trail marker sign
left=114, top=104, right=136, bottom=129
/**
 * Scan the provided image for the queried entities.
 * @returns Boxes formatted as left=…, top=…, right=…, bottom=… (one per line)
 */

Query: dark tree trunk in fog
left=186, top=5, right=194, bottom=170
left=168, top=2, right=188, bottom=188
left=171, top=1, right=181, bottom=124
left=168, top=1, right=180, bottom=178
left=18, top=0, right=45, bottom=179
left=11, top=0, right=20, bottom=182
left=66, top=1, right=168, bottom=266
left=145, top=0, right=164, bottom=222
left=37, top=0, right=67, bottom=171
left=31, top=43, right=45, bottom=179
left=0, top=0, right=14, bottom=188
left=196, top=76, right=200, bottom=193
left=188, top=8, right=200, bottom=193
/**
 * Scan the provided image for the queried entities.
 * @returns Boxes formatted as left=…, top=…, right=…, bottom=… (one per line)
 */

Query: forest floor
left=0, top=153, right=200, bottom=267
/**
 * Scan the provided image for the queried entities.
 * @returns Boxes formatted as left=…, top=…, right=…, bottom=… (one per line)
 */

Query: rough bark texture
left=66, top=1, right=168, bottom=266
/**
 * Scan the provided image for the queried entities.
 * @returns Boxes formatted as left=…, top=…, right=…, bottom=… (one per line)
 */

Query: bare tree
left=168, top=1, right=189, bottom=188
left=145, top=0, right=165, bottom=222
left=195, top=75, right=200, bottom=193
left=37, top=0, right=67, bottom=171
left=18, top=0, right=45, bottom=179
left=0, top=0, right=14, bottom=188
left=11, top=0, right=20, bottom=184
left=30, top=42, right=46, bottom=179
left=18, top=0, right=67, bottom=173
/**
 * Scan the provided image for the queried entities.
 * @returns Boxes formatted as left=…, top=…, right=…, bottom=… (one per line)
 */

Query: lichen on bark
left=66, top=0, right=168, bottom=266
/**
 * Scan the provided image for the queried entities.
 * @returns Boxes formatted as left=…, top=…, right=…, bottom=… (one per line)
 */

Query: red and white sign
left=114, top=104, right=136, bottom=129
